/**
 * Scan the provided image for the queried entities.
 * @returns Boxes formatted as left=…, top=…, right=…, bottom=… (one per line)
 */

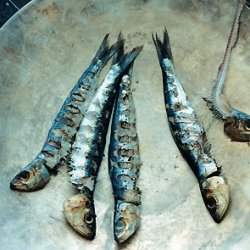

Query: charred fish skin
left=153, top=29, right=229, bottom=223
left=10, top=34, right=123, bottom=192
left=109, top=64, right=141, bottom=244
left=63, top=39, right=143, bottom=240
left=204, top=1, right=250, bottom=142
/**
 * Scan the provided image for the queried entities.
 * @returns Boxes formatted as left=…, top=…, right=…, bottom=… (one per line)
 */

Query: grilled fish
left=10, top=34, right=122, bottom=191
left=153, top=29, right=229, bottom=223
left=63, top=39, right=143, bottom=240
left=204, top=1, right=250, bottom=142
left=109, top=60, right=141, bottom=243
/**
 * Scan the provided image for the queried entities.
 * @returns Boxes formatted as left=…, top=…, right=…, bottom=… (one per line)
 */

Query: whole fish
left=10, top=34, right=122, bottom=191
left=204, top=1, right=250, bottom=142
left=63, top=39, right=143, bottom=240
left=153, top=29, right=229, bottom=222
left=108, top=60, right=141, bottom=243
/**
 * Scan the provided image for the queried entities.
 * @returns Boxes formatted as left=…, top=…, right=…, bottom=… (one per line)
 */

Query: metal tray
left=0, top=0, right=250, bottom=249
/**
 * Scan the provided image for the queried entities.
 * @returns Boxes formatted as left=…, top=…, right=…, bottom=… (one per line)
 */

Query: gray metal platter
left=0, top=0, right=250, bottom=249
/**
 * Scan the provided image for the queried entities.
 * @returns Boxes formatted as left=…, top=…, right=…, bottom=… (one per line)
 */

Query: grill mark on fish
left=59, top=116, right=75, bottom=127
left=64, top=104, right=81, bottom=114
left=48, top=140, right=62, bottom=149
left=87, top=71, right=95, bottom=79
left=121, top=121, right=131, bottom=129
left=118, top=135, right=136, bottom=143
left=43, top=150, right=54, bottom=157
left=153, top=29, right=229, bottom=223
left=71, top=92, right=86, bottom=102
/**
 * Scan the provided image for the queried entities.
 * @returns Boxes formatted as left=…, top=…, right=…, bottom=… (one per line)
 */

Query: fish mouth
left=200, top=176, right=230, bottom=223
left=63, top=194, right=96, bottom=240
left=10, top=163, right=51, bottom=191
left=114, top=202, right=140, bottom=244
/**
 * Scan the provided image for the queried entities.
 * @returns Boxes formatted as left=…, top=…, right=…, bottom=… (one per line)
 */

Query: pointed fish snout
left=10, top=164, right=50, bottom=191
left=10, top=176, right=28, bottom=191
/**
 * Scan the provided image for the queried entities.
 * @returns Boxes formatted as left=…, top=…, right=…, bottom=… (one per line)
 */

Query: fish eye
left=206, top=197, right=217, bottom=210
left=84, top=214, right=94, bottom=224
left=18, top=171, right=30, bottom=181
left=115, top=219, right=125, bottom=230
left=244, top=123, right=250, bottom=130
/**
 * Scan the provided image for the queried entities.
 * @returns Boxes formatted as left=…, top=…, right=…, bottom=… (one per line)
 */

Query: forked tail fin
left=116, top=46, right=143, bottom=73
left=152, top=28, right=174, bottom=65
left=112, top=32, right=125, bottom=65
left=94, top=33, right=125, bottom=66
left=111, top=33, right=138, bottom=80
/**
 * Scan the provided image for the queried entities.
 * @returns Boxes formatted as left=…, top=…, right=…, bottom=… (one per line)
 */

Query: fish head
left=10, top=160, right=51, bottom=191
left=114, top=202, right=141, bottom=244
left=224, top=116, right=250, bottom=142
left=200, top=176, right=229, bottom=223
left=63, top=194, right=96, bottom=240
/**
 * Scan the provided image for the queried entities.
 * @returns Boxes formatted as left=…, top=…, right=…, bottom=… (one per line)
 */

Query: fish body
left=204, top=1, right=250, bottom=142
left=109, top=65, right=141, bottom=243
left=10, top=34, right=122, bottom=191
left=63, top=42, right=143, bottom=240
left=153, top=29, right=229, bottom=222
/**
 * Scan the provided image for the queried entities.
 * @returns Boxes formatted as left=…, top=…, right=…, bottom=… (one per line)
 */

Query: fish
left=10, top=34, right=123, bottom=191
left=108, top=59, right=142, bottom=243
left=152, top=29, right=229, bottom=223
left=63, top=36, right=143, bottom=240
left=204, top=1, right=250, bottom=142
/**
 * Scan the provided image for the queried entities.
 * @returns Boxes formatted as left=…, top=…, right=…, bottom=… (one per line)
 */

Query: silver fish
left=204, top=1, right=250, bottom=142
left=153, top=29, right=229, bottom=223
left=109, top=61, right=142, bottom=243
left=10, top=34, right=122, bottom=191
left=63, top=39, right=143, bottom=240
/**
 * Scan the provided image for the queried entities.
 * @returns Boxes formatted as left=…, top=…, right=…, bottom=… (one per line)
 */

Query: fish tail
left=126, top=60, right=134, bottom=77
left=116, top=45, right=143, bottom=73
left=94, top=33, right=125, bottom=65
left=112, top=35, right=134, bottom=75
left=112, top=32, right=125, bottom=65
left=152, top=28, right=174, bottom=64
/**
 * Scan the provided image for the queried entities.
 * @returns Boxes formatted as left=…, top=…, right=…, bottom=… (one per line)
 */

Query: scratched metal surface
left=0, top=0, right=250, bottom=249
